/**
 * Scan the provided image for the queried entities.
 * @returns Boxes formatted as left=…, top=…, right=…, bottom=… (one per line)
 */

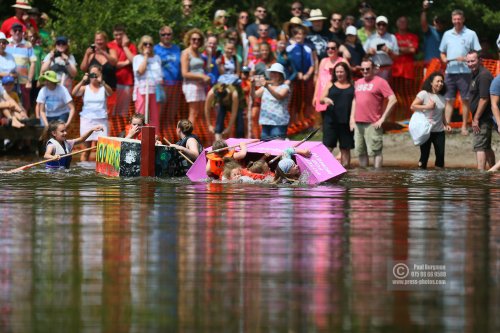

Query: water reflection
left=0, top=168, right=498, bottom=332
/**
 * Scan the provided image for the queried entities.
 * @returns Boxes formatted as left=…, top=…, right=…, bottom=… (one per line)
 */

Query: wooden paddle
left=4, top=146, right=96, bottom=173
left=206, top=135, right=284, bottom=155
left=163, top=138, right=194, bottom=165
left=269, top=128, right=320, bottom=164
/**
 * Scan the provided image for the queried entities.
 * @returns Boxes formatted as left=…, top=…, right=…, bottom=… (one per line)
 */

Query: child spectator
left=36, top=70, right=75, bottom=127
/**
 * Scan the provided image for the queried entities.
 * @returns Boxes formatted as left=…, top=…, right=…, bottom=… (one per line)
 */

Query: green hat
left=39, top=70, right=60, bottom=83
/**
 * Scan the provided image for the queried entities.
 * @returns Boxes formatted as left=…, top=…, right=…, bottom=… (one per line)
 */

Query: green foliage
left=49, top=0, right=213, bottom=61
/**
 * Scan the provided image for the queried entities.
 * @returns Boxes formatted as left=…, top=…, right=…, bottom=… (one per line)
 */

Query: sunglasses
left=13, top=28, right=23, bottom=33
left=0, top=41, right=8, bottom=45
left=257, top=9, right=267, bottom=13
left=161, top=33, right=172, bottom=37
left=259, top=29, right=268, bottom=32
left=191, top=38, right=201, bottom=42
left=361, top=67, right=371, bottom=72
left=143, top=42, right=153, bottom=47
left=331, top=18, right=342, bottom=22
left=292, top=7, right=302, bottom=11
left=239, top=15, right=248, bottom=19
left=327, top=47, right=337, bottom=50
left=364, top=16, right=376, bottom=20
left=377, top=22, right=387, bottom=26
left=56, top=41, right=67, bottom=46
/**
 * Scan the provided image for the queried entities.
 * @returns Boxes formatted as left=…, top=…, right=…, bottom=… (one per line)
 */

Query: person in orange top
left=392, top=16, right=419, bottom=80
left=206, top=139, right=247, bottom=179
left=240, top=153, right=275, bottom=180
left=124, top=113, right=145, bottom=140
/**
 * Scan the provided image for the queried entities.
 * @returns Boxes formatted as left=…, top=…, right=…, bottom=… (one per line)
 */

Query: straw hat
left=283, top=17, right=309, bottom=36
left=308, top=9, right=327, bottom=21
left=12, top=0, right=32, bottom=10
left=0, top=32, right=7, bottom=41
left=39, top=71, right=60, bottom=83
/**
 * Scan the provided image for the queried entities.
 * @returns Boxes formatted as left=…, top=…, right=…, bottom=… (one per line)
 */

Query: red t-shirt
left=107, top=40, right=137, bottom=86
left=392, top=32, right=419, bottom=79
left=1, top=16, right=38, bottom=38
left=354, top=76, right=394, bottom=123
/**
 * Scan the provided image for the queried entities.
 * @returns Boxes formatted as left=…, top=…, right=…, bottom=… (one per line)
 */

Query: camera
left=90, top=44, right=96, bottom=52
left=54, top=51, right=62, bottom=58
left=88, top=73, right=98, bottom=79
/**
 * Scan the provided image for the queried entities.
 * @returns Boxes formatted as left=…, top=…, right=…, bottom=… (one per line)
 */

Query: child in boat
left=206, top=139, right=247, bottom=179
left=125, top=113, right=145, bottom=140
left=273, top=147, right=312, bottom=183
left=241, top=153, right=275, bottom=180
left=221, top=157, right=243, bottom=181
left=43, top=120, right=103, bottom=169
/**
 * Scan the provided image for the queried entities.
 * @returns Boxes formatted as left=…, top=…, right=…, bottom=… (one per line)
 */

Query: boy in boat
left=43, top=120, right=103, bottom=169
left=206, top=139, right=247, bottom=179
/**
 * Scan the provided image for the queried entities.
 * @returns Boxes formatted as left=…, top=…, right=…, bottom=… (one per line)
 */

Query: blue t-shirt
left=286, top=43, right=313, bottom=74
left=154, top=43, right=182, bottom=85
left=423, top=25, right=443, bottom=61
left=490, top=75, right=500, bottom=125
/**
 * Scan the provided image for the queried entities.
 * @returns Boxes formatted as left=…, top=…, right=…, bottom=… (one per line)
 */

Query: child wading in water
left=274, top=147, right=311, bottom=183
left=43, top=120, right=103, bottom=169
left=206, top=139, right=247, bottom=179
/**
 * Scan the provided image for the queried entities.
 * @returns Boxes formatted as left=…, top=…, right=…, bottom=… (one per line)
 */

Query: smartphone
left=376, top=43, right=385, bottom=51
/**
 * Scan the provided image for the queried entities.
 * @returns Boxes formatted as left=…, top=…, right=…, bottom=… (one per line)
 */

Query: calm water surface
left=0, top=161, right=499, bottom=333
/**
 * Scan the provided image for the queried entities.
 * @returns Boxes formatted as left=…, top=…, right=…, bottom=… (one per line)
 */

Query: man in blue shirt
left=439, top=9, right=481, bottom=136
left=488, top=73, right=500, bottom=172
left=420, top=1, right=444, bottom=64
left=154, top=26, right=181, bottom=123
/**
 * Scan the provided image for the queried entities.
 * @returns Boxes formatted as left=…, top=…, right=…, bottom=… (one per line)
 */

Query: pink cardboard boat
left=187, top=138, right=347, bottom=184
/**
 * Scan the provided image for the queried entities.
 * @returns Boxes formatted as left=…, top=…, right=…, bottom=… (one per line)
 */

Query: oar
left=206, top=135, right=283, bottom=155
left=269, top=128, right=320, bottom=164
left=163, top=138, right=194, bottom=165
left=5, top=146, right=96, bottom=173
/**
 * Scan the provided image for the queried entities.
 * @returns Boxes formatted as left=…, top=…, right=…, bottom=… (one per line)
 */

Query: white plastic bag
left=408, top=112, right=432, bottom=145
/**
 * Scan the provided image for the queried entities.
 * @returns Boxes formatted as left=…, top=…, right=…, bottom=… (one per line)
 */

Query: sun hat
left=376, top=16, right=389, bottom=24
left=346, top=26, right=357, bottom=36
left=1, top=76, right=15, bottom=85
left=283, top=17, right=309, bottom=36
left=12, top=0, right=32, bottom=10
left=308, top=9, right=327, bottom=21
left=0, top=32, right=7, bottom=41
left=39, top=70, right=60, bottom=83
left=266, top=63, right=286, bottom=79
left=278, top=158, right=295, bottom=174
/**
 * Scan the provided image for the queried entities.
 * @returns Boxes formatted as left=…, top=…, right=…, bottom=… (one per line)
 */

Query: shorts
left=473, top=119, right=493, bottom=151
left=354, top=122, right=383, bottom=156
left=444, top=73, right=471, bottom=100
left=323, top=121, right=354, bottom=150
left=182, top=80, right=206, bottom=102
left=261, top=125, right=288, bottom=140
left=80, top=117, right=109, bottom=142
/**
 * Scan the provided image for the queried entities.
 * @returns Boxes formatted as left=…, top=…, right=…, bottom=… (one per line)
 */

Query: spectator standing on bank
left=329, top=12, right=346, bottom=44
left=80, top=31, right=118, bottom=90
left=6, top=23, right=37, bottom=113
left=40, top=36, right=78, bottom=92
left=1, top=0, right=38, bottom=38
left=245, top=5, right=278, bottom=48
left=364, top=16, right=399, bottom=81
left=420, top=1, right=444, bottom=67
left=344, top=26, right=366, bottom=76
left=466, top=51, right=495, bottom=170
left=351, top=58, right=397, bottom=168
left=440, top=9, right=481, bottom=136
left=357, top=9, right=377, bottom=45
left=108, top=25, right=137, bottom=117
left=155, top=25, right=182, bottom=124
left=488, top=71, right=500, bottom=172
left=235, top=11, right=250, bottom=64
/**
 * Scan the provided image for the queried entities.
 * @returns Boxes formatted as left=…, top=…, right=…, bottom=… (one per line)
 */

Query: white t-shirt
left=132, top=54, right=163, bottom=99
left=416, top=90, right=446, bottom=132
left=36, top=84, right=73, bottom=117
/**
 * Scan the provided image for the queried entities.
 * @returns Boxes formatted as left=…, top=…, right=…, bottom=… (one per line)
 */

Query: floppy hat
left=0, top=32, right=7, bottom=41
left=39, top=70, right=60, bottom=83
left=283, top=17, right=309, bottom=36
left=266, top=63, right=286, bottom=79
left=12, top=0, right=32, bottom=10
left=346, top=26, right=357, bottom=36
left=376, top=16, right=389, bottom=24
left=308, top=9, right=327, bottom=21
left=1, top=76, right=15, bottom=85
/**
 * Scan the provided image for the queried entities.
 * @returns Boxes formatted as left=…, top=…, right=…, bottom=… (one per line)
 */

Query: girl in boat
left=169, top=119, right=203, bottom=175
left=206, top=139, right=247, bottom=179
left=43, top=120, right=103, bottom=169
left=240, top=153, right=275, bottom=180
left=273, top=147, right=312, bottom=183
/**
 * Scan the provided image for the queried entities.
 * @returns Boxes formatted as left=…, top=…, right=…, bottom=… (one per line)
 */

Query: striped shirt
left=6, top=40, right=37, bottom=84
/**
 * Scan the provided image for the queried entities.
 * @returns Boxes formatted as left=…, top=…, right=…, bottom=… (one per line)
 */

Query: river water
left=0, top=161, right=498, bottom=333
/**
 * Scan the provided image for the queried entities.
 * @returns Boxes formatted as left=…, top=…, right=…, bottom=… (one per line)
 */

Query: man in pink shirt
left=350, top=58, right=397, bottom=168
left=1, top=0, right=38, bottom=38
left=107, top=24, right=137, bottom=116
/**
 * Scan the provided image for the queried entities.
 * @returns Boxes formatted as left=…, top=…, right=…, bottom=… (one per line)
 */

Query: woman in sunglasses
left=132, top=35, right=163, bottom=133
left=40, top=36, right=77, bottom=91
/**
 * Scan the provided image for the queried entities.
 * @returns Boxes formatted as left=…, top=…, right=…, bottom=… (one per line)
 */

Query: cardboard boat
left=187, top=138, right=347, bottom=184
left=95, top=136, right=185, bottom=177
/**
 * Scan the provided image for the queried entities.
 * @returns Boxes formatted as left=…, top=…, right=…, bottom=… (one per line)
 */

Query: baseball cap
left=346, top=26, right=357, bottom=36
left=376, top=16, right=389, bottom=24
left=1, top=76, right=15, bottom=85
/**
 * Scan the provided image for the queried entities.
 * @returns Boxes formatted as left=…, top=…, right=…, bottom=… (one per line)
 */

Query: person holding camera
left=40, top=36, right=77, bottom=91
left=72, top=64, right=113, bottom=161
left=80, top=31, right=118, bottom=90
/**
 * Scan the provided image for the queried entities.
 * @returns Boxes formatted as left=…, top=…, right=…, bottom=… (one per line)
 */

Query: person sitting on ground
left=206, top=139, right=247, bottom=179
left=42, top=120, right=103, bottom=169
left=273, top=147, right=311, bottom=183
left=1, top=75, right=29, bottom=127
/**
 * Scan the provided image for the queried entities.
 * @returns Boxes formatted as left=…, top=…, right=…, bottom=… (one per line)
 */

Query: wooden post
left=140, top=126, right=155, bottom=177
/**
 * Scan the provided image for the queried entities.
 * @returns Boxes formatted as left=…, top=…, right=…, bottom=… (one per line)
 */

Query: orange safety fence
left=67, top=58, right=499, bottom=145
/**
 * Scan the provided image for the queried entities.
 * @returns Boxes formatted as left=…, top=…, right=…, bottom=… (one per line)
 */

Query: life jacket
left=46, top=138, right=73, bottom=169
left=206, top=150, right=234, bottom=178
left=124, top=124, right=142, bottom=140
left=241, top=169, right=275, bottom=180
left=175, top=134, right=203, bottom=175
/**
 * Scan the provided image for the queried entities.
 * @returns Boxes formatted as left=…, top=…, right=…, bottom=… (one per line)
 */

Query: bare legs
left=476, top=150, right=496, bottom=170
left=188, top=101, right=203, bottom=125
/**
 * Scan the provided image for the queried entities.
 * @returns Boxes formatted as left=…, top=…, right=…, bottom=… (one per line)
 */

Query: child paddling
left=43, top=120, right=103, bottom=169
left=206, top=139, right=247, bottom=179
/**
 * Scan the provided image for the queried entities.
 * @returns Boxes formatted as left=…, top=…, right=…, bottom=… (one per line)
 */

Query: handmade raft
left=95, top=136, right=183, bottom=177
left=187, top=138, right=347, bottom=184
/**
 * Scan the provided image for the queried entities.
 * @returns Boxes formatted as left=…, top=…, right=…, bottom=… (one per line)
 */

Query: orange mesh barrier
left=68, top=58, right=499, bottom=148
